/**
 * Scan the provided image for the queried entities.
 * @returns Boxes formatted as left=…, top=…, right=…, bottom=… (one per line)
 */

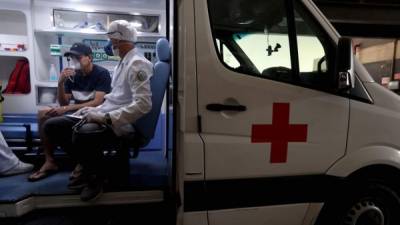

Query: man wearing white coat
left=44, top=20, right=153, bottom=201
left=84, top=20, right=153, bottom=136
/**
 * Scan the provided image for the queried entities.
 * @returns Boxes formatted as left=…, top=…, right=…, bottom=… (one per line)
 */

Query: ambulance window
left=208, top=0, right=335, bottom=90
left=234, top=33, right=292, bottom=74
left=295, top=13, right=326, bottom=73
left=294, top=1, right=336, bottom=89
left=216, top=39, right=240, bottom=69
left=208, top=0, right=295, bottom=83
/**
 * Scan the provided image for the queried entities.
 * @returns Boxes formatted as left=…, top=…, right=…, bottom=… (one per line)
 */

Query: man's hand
left=46, top=106, right=69, bottom=117
left=73, top=107, right=95, bottom=117
left=85, top=111, right=106, bottom=124
left=59, top=68, right=75, bottom=83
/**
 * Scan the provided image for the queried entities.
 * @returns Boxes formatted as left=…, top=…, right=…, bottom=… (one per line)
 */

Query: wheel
left=316, top=182, right=400, bottom=225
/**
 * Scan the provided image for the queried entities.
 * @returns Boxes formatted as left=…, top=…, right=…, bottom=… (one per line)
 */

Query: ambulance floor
left=0, top=151, right=168, bottom=203
left=2, top=202, right=173, bottom=225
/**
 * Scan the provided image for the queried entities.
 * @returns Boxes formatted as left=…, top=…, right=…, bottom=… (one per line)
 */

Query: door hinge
left=197, top=115, right=202, bottom=133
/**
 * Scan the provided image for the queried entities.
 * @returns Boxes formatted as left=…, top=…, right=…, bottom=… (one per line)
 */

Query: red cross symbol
left=251, top=103, right=308, bottom=163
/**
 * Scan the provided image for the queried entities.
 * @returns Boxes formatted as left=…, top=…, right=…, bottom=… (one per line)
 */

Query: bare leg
left=39, top=108, right=58, bottom=170
left=39, top=135, right=58, bottom=171
left=28, top=109, right=58, bottom=180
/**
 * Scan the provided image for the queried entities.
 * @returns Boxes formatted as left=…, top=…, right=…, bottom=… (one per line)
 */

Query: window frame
left=215, top=33, right=260, bottom=74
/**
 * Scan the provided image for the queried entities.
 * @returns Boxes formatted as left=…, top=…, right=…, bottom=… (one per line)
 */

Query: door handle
left=206, top=103, right=247, bottom=112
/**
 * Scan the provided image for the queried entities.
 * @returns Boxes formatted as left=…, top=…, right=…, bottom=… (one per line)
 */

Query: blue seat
left=114, top=38, right=170, bottom=161
left=134, top=38, right=171, bottom=146
left=108, top=38, right=170, bottom=182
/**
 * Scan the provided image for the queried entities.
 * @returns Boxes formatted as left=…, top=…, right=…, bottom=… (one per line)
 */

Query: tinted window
left=208, top=0, right=336, bottom=90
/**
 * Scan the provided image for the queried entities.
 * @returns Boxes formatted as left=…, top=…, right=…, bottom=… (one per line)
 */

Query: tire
left=316, top=181, right=400, bottom=225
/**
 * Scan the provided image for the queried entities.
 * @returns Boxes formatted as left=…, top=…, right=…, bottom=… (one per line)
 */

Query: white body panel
left=177, top=0, right=206, bottom=224
left=183, top=212, right=208, bottom=225
left=176, top=0, right=205, bottom=181
left=208, top=204, right=309, bottom=225
left=301, top=203, right=324, bottom=225
left=328, top=82, right=400, bottom=177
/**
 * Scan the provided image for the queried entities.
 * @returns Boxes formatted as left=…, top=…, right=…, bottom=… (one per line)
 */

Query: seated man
left=28, top=43, right=112, bottom=181
left=0, top=131, right=33, bottom=176
left=42, top=20, right=153, bottom=201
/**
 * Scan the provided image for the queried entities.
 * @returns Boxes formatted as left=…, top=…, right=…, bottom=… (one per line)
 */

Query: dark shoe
left=69, top=164, right=83, bottom=180
left=80, top=176, right=103, bottom=202
left=68, top=176, right=87, bottom=190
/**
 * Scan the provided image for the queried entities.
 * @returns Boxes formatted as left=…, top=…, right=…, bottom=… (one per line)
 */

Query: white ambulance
left=0, top=0, right=399, bottom=225
left=181, top=0, right=400, bottom=225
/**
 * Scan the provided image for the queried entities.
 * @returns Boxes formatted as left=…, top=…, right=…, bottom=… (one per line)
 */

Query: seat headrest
left=156, top=38, right=170, bottom=62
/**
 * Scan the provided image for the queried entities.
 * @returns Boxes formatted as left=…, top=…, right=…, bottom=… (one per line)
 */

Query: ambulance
left=0, top=0, right=399, bottom=224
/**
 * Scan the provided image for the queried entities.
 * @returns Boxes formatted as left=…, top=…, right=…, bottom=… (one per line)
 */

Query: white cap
left=107, top=20, right=137, bottom=42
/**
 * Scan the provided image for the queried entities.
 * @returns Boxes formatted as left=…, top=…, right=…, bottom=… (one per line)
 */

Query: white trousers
left=0, top=131, right=19, bottom=173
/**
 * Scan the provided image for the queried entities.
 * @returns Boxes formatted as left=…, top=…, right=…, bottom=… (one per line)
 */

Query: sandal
left=28, top=168, right=58, bottom=182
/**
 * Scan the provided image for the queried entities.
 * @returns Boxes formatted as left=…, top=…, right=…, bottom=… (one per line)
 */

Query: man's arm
left=47, top=91, right=106, bottom=116
left=58, top=68, right=74, bottom=106
left=65, top=91, right=106, bottom=112
left=57, top=82, right=72, bottom=106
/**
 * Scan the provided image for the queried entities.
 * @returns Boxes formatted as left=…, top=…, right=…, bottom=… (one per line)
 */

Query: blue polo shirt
left=64, top=64, right=111, bottom=104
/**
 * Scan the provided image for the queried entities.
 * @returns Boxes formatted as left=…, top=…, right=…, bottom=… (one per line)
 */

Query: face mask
left=112, top=47, right=120, bottom=57
left=72, top=59, right=81, bottom=70
left=104, top=40, right=113, bottom=56
left=104, top=40, right=121, bottom=57
left=112, top=40, right=121, bottom=57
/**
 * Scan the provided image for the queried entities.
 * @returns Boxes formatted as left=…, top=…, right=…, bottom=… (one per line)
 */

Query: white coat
left=97, top=47, right=153, bottom=136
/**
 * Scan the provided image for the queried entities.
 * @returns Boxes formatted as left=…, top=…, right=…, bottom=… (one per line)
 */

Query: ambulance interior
left=0, top=0, right=173, bottom=213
